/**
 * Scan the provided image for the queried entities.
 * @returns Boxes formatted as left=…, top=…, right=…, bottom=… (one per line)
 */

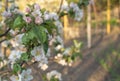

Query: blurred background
left=0, top=0, right=120, bottom=81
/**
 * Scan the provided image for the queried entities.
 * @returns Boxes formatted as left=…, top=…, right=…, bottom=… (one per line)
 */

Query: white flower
left=47, top=70, right=62, bottom=81
left=63, top=48, right=71, bottom=55
left=10, top=75, right=20, bottom=81
left=31, top=46, right=49, bottom=70
left=2, top=10, right=12, bottom=18
left=58, top=59, right=67, bottom=66
left=69, top=2, right=80, bottom=12
left=34, top=3, right=40, bottom=10
left=44, top=12, right=59, bottom=21
left=49, top=38, right=56, bottom=46
left=38, top=63, right=48, bottom=71
left=43, top=11, right=51, bottom=20
left=31, top=46, right=46, bottom=61
left=61, top=5, right=69, bottom=12
left=54, top=21, right=63, bottom=34
left=8, top=50, right=22, bottom=63
left=23, top=16, right=32, bottom=23
left=70, top=2, right=78, bottom=9
left=1, top=41, right=9, bottom=47
left=9, top=29, right=16, bottom=36
left=61, top=0, right=69, bottom=12
left=35, top=16, right=43, bottom=24
left=56, top=36, right=64, bottom=45
left=0, top=60, right=8, bottom=69
left=55, top=45, right=63, bottom=51
left=21, top=69, right=33, bottom=81
left=32, top=10, right=42, bottom=17
left=54, top=53, right=63, bottom=59
left=15, top=34, right=24, bottom=44
left=50, top=12, right=59, bottom=21
left=74, top=9, right=83, bottom=21
left=10, top=34, right=24, bottom=47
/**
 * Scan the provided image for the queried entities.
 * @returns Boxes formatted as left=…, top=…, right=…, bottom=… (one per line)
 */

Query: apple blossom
left=21, top=69, right=33, bottom=81
left=34, top=3, right=40, bottom=10
left=35, top=16, right=43, bottom=24
left=10, top=75, right=20, bottom=81
left=47, top=70, right=62, bottom=81
left=8, top=50, right=23, bottom=63
left=23, top=16, right=32, bottom=23
left=25, top=7, right=31, bottom=13
left=2, top=10, right=12, bottom=18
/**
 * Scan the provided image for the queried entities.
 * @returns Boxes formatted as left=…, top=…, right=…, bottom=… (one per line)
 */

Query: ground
left=30, top=27, right=120, bottom=81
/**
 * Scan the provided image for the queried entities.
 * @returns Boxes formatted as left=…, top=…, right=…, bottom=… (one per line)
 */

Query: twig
left=0, top=28, right=11, bottom=38
left=0, top=39, right=7, bottom=44
left=57, top=0, right=64, bottom=14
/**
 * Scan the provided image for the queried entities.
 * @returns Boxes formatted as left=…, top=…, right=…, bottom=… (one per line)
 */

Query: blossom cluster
left=47, top=70, right=62, bottom=81
left=0, top=2, right=84, bottom=81
left=10, top=69, right=33, bottom=81
left=61, top=2, right=83, bottom=21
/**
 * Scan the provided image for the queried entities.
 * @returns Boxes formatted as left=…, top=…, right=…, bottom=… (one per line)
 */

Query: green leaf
left=21, top=53, right=29, bottom=62
left=43, top=39, right=48, bottom=54
left=100, top=59, right=108, bottom=70
left=59, top=12, right=68, bottom=18
left=13, top=63, right=21, bottom=74
left=73, top=40, right=83, bottom=48
left=27, top=30, right=35, bottom=39
left=22, top=30, right=35, bottom=45
left=42, top=74, right=48, bottom=81
left=22, top=34, right=29, bottom=45
left=43, top=20, right=57, bottom=34
left=41, top=8, right=46, bottom=14
left=32, top=26, right=47, bottom=44
left=13, top=16, right=23, bottom=29
left=50, top=76, right=59, bottom=81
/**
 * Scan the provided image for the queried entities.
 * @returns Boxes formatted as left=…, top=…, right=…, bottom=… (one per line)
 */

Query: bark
left=87, top=4, right=92, bottom=48
left=107, top=0, right=111, bottom=34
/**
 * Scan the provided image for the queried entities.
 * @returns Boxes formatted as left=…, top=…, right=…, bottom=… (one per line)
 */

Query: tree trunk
left=64, top=15, right=69, bottom=40
left=118, top=0, right=120, bottom=21
left=92, top=0, right=98, bottom=33
left=5, top=0, right=8, bottom=11
left=87, top=4, right=92, bottom=48
left=107, top=0, right=111, bottom=34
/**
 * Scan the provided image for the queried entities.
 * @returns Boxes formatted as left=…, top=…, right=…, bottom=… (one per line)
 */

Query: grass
left=97, top=49, right=120, bottom=81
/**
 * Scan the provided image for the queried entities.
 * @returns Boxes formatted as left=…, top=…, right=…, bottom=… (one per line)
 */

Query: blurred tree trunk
left=87, top=3, right=92, bottom=48
left=64, top=15, right=69, bottom=40
left=118, top=0, right=120, bottom=21
left=92, top=0, right=98, bottom=33
left=107, top=0, right=111, bottom=34
left=5, top=0, right=8, bottom=11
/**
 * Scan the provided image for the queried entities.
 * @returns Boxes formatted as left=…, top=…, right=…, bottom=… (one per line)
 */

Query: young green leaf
left=13, top=16, right=23, bottom=29
left=13, top=63, right=21, bottom=74
left=32, top=26, right=47, bottom=44
left=21, top=53, right=29, bottom=62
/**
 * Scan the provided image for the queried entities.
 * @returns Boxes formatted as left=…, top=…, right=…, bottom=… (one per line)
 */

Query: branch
left=57, top=0, right=64, bottom=14
left=5, top=0, right=8, bottom=11
left=0, top=39, right=7, bottom=44
left=0, top=28, right=11, bottom=38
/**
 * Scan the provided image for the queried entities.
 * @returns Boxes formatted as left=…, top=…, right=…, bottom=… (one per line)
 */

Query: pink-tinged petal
left=25, top=7, right=31, bottom=13
left=34, top=3, right=40, bottom=10
left=35, top=16, right=43, bottom=24
left=23, top=16, right=32, bottom=23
